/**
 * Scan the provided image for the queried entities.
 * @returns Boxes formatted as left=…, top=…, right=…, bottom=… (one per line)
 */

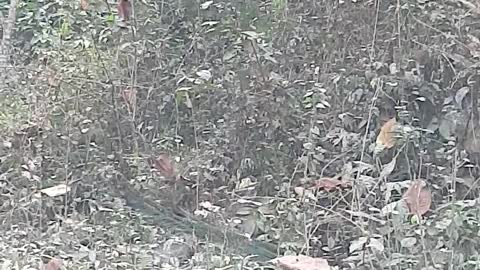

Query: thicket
left=1, top=0, right=480, bottom=269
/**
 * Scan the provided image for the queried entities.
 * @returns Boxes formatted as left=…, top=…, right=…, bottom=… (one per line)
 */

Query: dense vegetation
left=1, top=0, right=480, bottom=269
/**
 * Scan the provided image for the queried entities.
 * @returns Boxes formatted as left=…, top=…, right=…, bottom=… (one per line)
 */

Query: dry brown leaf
left=402, top=179, right=431, bottom=216
left=80, top=0, right=88, bottom=11
left=376, top=118, right=397, bottom=149
left=274, top=255, right=331, bottom=270
left=313, top=177, right=351, bottom=192
left=44, top=258, right=63, bottom=270
left=152, top=154, right=176, bottom=178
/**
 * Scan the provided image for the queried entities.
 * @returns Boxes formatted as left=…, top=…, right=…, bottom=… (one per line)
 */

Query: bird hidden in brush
left=145, top=154, right=278, bottom=260
left=126, top=190, right=279, bottom=261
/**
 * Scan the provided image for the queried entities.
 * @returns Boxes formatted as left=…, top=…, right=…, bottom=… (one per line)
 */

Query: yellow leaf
left=376, top=118, right=397, bottom=150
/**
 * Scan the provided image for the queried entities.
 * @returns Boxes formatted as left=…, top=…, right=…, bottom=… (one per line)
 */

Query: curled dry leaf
left=402, top=179, right=432, bottom=216
left=274, top=255, right=331, bottom=270
left=375, top=118, right=398, bottom=151
left=314, top=177, right=352, bottom=192
left=152, top=154, right=176, bottom=178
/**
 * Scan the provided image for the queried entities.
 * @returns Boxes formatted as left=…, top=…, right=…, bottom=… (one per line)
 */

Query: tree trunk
left=0, top=0, right=19, bottom=87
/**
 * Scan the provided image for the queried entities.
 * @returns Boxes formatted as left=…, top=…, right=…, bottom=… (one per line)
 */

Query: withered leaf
left=376, top=118, right=397, bottom=150
left=153, top=154, right=176, bottom=178
left=313, top=177, right=351, bottom=192
left=402, top=179, right=432, bottom=216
